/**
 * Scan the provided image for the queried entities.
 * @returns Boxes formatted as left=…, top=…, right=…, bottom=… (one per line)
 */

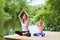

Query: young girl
left=33, top=19, right=45, bottom=37
left=15, top=9, right=31, bottom=37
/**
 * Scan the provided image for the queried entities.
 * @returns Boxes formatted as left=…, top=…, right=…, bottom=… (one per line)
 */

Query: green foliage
left=34, top=0, right=60, bottom=31
left=0, top=0, right=12, bottom=40
left=0, top=0, right=29, bottom=40
left=27, top=5, right=41, bottom=18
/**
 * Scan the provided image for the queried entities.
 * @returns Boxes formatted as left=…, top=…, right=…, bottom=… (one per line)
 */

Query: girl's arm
left=37, top=22, right=39, bottom=27
left=37, top=21, right=40, bottom=27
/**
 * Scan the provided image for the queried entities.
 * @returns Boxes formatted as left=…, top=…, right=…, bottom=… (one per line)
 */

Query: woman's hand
left=22, top=33, right=26, bottom=36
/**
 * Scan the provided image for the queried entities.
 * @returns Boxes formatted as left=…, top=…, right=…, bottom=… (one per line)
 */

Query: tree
left=0, top=0, right=12, bottom=40
left=34, top=0, right=60, bottom=31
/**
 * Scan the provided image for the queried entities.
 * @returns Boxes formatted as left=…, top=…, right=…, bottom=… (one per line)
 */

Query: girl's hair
left=39, top=19, right=43, bottom=24
left=40, top=21, right=43, bottom=24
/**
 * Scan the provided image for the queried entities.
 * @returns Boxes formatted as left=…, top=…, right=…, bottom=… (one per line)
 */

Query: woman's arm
left=18, top=10, right=23, bottom=22
left=25, top=12, right=30, bottom=23
left=18, top=15, right=21, bottom=22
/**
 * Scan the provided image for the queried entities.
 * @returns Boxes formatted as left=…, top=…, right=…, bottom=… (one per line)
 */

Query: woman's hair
left=22, top=14, right=27, bottom=23
left=22, top=18, right=24, bottom=23
left=20, top=12, right=25, bottom=19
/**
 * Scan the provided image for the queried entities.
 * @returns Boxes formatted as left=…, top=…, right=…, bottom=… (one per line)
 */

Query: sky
left=27, top=0, right=45, bottom=6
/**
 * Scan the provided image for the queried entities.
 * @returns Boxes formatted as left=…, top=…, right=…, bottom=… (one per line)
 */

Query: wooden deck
left=4, top=31, right=60, bottom=40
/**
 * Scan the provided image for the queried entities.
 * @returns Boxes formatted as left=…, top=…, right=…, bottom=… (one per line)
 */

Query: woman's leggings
left=15, top=31, right=31, bottom=37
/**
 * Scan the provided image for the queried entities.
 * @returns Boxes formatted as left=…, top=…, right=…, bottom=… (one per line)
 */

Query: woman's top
left=21, top=20, right=29, bottom=31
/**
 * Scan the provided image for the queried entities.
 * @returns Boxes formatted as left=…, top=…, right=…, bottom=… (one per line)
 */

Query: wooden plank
left=4, top=31, right=60, bottom=40
left=4, top=34, right=35, bottom=40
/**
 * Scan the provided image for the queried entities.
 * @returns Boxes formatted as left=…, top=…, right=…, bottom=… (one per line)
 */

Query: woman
left=33, top=19, right=45, bottom=37
left=15, top=10, right=31, bottom=37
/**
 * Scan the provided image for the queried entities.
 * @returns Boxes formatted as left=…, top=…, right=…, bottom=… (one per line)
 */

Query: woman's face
left=23, top=14, right=27, bottom=20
